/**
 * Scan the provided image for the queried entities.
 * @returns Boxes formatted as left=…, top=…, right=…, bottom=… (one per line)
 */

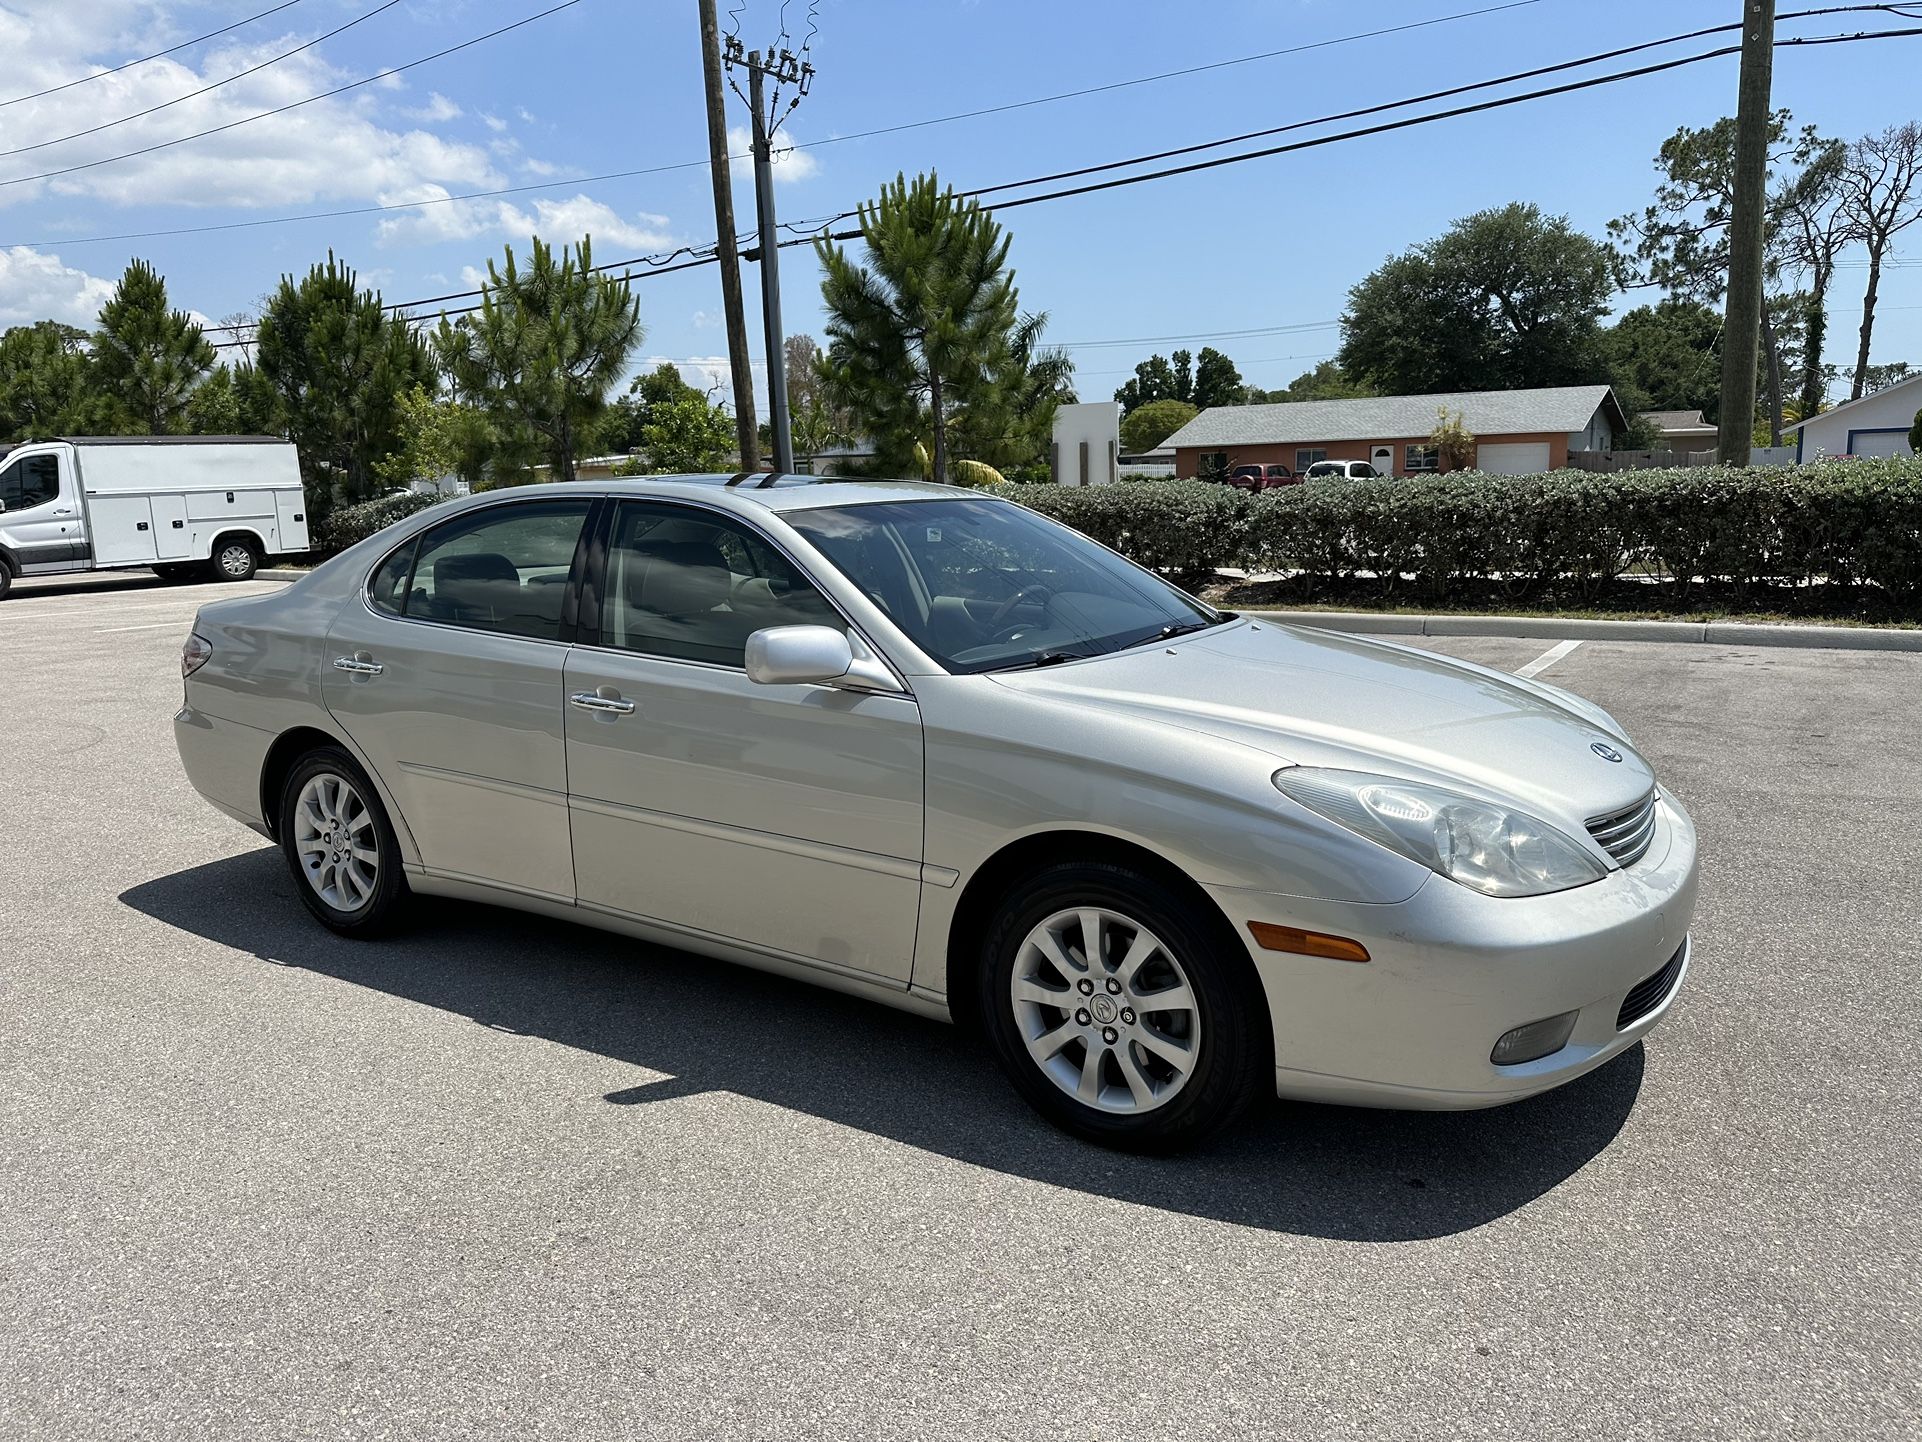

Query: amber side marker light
left=1246, top=922, right=1371, bottom=963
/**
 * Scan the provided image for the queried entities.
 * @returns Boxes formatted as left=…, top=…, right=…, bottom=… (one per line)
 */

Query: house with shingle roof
left=1161, top=384, right=1629, bottom=478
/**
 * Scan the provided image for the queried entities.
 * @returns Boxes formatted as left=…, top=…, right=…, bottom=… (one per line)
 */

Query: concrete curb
left=256, top=568, right=309, bottom=582
left=1243, top=609, right=1922, bottom=652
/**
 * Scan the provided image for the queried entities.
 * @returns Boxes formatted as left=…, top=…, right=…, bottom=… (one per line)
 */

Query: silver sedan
left=174, top=476, right=1698, bottom=1149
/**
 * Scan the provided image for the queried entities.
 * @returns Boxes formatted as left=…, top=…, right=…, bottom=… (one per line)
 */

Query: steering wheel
left=986, top=583, right=1051, bottom=636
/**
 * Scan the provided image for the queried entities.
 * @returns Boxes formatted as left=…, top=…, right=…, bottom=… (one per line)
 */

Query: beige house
left=1162, top=385, right=1628, bottom=478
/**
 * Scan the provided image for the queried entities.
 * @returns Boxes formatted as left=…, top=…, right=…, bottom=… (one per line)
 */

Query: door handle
left=569, top=690, right=635, bottom=715
left=333, top=656, right=384, bottom=675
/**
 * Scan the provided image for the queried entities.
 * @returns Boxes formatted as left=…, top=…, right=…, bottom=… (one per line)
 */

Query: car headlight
left=1273, top=768, right=1608, bottom=898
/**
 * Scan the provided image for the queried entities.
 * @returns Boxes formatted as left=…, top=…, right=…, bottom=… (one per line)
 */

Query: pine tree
left=91, top=259, right=213, bottom=434
left=255, top=253, right=434, bottom=508
left=816, top=172, right=1019, bottom=484
left=435, top=235, right=643, bottom=482
left=0, top=321, right=106, bottom=441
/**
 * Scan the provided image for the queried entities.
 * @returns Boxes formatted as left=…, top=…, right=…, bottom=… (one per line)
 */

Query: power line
left=0, top=0, right=588, bottom=192
left=1054, top=323, right=1341, bottom=350
left=0, top=0, right=1553, bottom=248
left=973, top=25, right=1922, bottom=218
left=0, top=0, right=405, bottom=161
left=210, top=23, right=1922, bottom=348
left=0, top=0, right=311, bottom=111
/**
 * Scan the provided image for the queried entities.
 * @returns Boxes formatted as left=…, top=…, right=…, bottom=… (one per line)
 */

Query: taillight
left=181, top=632, right=213, bottom=678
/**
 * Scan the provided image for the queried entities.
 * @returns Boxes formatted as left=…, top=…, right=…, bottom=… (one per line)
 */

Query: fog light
left=1490, top=1011, right=1579, bottom=1065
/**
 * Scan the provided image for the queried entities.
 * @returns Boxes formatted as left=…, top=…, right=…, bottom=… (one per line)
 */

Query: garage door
left=1849, top=429, right=1912, bottom=458
left=1475, top=442, right=1552, bottom=475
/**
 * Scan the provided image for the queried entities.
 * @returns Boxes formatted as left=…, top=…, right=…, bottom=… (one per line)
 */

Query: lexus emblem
left=1591, top=741, right=1624, bottom=763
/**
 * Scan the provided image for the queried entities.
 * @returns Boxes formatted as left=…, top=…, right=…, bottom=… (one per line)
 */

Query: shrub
left=312, top=490, right=445, bottom=556
left=1015, top=480, right=1252, bottom=574
left=1007, top=463, right=1922, bottom=597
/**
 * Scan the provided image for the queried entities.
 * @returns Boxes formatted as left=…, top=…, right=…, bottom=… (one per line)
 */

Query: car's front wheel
left=278, top=748, right=407, bottom=936
left=977, top=862, right=1268, bottom=1151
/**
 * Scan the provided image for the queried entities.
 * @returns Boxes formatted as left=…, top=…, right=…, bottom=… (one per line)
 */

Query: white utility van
left=0, top=436, right=309, bottom=599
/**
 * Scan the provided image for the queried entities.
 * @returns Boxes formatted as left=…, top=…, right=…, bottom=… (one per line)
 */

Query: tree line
left=0, top=169, right=1079, bottom=501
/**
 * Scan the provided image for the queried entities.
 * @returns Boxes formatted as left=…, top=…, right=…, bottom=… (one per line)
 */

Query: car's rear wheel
left=210, top=537, right=259, bottom=581
left=0, top=561, right=13, bottom=600
left=278, top=748, right=407, bottom=936
left=976, top=861, right=1267, bottom=1151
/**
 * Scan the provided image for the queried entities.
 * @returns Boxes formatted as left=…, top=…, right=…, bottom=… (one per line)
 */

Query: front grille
left=1617, top=941, right=1687, bottom=1029
left=1587, top=789, right=1658, bottom=867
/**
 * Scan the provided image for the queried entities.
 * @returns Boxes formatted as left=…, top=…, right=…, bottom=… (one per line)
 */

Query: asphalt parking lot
left=2, top=571, right=1917, bottom=1441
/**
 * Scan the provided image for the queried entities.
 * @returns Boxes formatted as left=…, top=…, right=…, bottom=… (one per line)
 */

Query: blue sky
left=4, top=0, right=1921, bottom=409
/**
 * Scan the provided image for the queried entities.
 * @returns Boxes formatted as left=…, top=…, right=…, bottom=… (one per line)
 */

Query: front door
left=563, top=499, right=925, bottom=984
left=0, top=447, right=78, bottom=569
left=1370, top=444, right=1394, bottom=477
left=322, top=496, right=595, bottom=901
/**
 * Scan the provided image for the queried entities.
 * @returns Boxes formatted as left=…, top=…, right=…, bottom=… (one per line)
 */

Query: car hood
left=988, top=619, right=1654, bottom=835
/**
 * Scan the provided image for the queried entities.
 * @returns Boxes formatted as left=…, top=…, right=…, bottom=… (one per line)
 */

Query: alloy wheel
left=293, top=773, right=380, bottom=912
left=217, top=543, right=254, bottom=578
left=1010, top=906, right=1201, bottom=1114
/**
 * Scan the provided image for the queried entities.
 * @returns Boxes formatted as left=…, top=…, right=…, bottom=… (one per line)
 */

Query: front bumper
left=1207, top=791, right=1699, bottom=1110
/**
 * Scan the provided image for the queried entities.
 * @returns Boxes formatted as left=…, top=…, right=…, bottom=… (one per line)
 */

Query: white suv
left=1303, top=460, right=1382, bottom=480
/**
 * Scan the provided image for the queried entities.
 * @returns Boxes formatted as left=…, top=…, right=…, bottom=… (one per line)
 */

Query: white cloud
left=691, top=309, right=717, bottom=329
left=516, top=107, right=538, bottom=124
left=405, top=92, right=463, bottom=123
left=638, top=354, right=746, bottom=399
left=0, top=246, right=117, bottom=328
left=727, top=125, right=819, bottom=184
left=0, top=7, right=503, bottom=213
left=481, top=112, right=509, bottom=133
left=378, top=192, right=674, bottom=252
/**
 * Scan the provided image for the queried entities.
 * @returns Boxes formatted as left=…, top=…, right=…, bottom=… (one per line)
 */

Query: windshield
left=784, top=495, right=1221, bottom=673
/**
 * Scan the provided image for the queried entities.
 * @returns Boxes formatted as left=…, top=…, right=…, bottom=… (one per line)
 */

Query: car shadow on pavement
left=121, top=848, right=1644, bottom=1243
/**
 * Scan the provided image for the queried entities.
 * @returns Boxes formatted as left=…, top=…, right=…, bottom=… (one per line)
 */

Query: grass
left=1195, top=576, right=1922, bottom=629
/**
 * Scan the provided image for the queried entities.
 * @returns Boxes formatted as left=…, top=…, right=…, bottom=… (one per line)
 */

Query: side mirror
left=745, top=625, right=899, bottom=693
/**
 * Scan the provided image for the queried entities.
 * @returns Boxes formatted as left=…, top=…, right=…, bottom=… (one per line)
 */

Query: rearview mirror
left=745, top=625, right=899, bottom=693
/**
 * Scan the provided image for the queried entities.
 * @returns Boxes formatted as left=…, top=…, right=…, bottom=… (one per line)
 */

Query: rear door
left=562, top=499, right=925, bottom=983
left=322, top=496, right=596, bottom=901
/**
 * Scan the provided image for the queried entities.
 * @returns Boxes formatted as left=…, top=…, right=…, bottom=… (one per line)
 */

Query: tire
left=975, top=861, right=1268, bottom=1152
left=0, top=562, right=12, bottom=601
left=277, top=747, right=408, bottom=937
left=210, top=537, right=260, bottom=582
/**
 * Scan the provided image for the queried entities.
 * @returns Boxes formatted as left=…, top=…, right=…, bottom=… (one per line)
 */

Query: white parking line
left=1514, top=638, right=1583, bottom=678
left=96, top=621, right=191, bottom=633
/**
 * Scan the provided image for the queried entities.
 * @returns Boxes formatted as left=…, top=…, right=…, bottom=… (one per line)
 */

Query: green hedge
left=1011, top=460, right=1922, bottom=597
left=312, top=491, right=446, bottom=556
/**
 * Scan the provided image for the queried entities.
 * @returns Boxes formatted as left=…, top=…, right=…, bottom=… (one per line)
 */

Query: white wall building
left=1789, top=373, right=1922, bottom=460
left=1051, top=401, right=1121, bottom=486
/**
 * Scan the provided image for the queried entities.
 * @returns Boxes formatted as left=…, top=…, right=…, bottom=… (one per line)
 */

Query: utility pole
left=1717, top=0, right=1776, bottom=467
left=725, top=39, right=812, bottom=475
left=697, top=0, right=757, bottom=469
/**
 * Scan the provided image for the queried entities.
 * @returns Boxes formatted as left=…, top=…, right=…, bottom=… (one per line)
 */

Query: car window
left=1352, top=462, right=1378, bottom=478
left=599, top=500, right=843, bottom=667
left=392, top=500, right=591, bottom=641
left=786, top=496, right=1217, bottom=674
left=0, top=453, right=59, bottom=512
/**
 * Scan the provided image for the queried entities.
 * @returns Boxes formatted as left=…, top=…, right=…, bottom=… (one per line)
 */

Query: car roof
left=483, top=473, right=965, bottom=513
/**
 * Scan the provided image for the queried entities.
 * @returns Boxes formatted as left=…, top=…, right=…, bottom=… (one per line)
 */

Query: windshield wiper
left=980, top=649, right=1084, bottom=672
left=1153, top=611, right=1238, bottom=642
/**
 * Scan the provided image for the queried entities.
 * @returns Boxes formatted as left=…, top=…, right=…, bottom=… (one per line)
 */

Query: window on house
left=1199, top=451, right=1229, bottom=480
left=1405, top=445, right=1440, bottom=473
left=1295, top=449, right=1327, bottom=470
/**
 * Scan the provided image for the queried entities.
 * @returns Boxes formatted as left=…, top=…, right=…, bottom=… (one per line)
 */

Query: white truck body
left=0, top=436, right=308, bottom=590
